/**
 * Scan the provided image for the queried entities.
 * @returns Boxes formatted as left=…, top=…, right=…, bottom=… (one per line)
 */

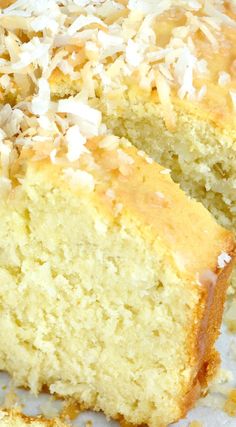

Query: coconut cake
left=0, top=1, right=235, bottom=426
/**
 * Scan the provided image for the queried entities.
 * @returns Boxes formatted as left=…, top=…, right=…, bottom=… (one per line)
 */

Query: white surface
left=0, top=326, right=236, bottom=426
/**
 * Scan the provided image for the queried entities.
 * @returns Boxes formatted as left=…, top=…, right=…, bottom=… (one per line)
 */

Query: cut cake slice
left=0, top=103, right=235, bottom=426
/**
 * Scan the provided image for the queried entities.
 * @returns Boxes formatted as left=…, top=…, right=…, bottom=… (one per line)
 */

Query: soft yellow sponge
left=0, top=133, right=234, bottom=427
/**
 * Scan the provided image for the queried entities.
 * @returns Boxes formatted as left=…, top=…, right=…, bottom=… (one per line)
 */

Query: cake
left=0, top=1, right=235, bottom=426
left=1, top=0, right=235, bottom=290
left=0, top=410, right=67, bottom=427
left=0, top=101, right=235, bottom=427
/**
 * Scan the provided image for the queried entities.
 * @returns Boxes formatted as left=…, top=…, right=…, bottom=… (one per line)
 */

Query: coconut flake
left=106, top=188, right=116, bottom=199
left=175, top=47, right=196, bottom=100
left=160, top=168, right=171, bottom=175
left=204, top=2, right=236, bottom=29
left=67, top=14, right=106, bottom=36
left=218, top=71, right=231, bottom=87
left=50, top=148, right=57, bottom=164
left=12, top=38, right=50, bottom=71
left=125, top=39, right=143, bottom=67
left=58, top=99, right=101, bottom=126
left=97, top=30, right=124, bottom=49
left=63, top=167, right=95, bottom=191
left=0, top=74, right=10, bottom=89
left=98, top=135, right=119, bottom=150
left=65, top=125, right=88, bottom=162
left=155, top=191, right=165, bottom=199
left=128, top=0, right=172, bottom=15
left=218, top=252, right=231, bottom=269
left=199, top=22, right=218, bottom=47
left=58, top=98, right=102, bottom=137
left=31, top=78, right=50, bottom=115
left=197, top=84, right=207, bottom=101
left=155, top=71, right=176, bottom=129
left=117, top=149, right=134, bottom=165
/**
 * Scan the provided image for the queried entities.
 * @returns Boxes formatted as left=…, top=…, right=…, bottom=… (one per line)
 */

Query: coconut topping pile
left=0, top=0, right=235, bottom=186
left=0, top=100, right=141, bottom=194
left=0, top=0, right=235, bottom=112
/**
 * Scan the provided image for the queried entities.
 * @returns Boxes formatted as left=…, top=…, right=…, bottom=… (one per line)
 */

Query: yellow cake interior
left=0, top=102, right=234, bottom=425
left=0, top=1, right=235, bottom=426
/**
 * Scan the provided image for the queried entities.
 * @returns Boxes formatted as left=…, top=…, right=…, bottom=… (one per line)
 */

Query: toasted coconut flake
left=0, top=74, right=10, bottom=89
left=99, top=135, right=120, bottom=150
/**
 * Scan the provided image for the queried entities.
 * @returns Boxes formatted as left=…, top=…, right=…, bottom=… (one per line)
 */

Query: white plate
left=0, top=325, right=236, bottom=427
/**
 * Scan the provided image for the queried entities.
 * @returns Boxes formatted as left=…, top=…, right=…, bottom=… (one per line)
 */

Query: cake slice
left=0, top=101, right=235, bottom=427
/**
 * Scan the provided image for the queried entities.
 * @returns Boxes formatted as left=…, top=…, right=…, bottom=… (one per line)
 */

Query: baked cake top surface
left=0, top=0, right=235, bottom=128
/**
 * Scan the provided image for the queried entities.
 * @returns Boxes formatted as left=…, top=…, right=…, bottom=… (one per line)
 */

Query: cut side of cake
left=0, top=102, right=235, bottom=427
left=1, top=1, right=234, bottom=291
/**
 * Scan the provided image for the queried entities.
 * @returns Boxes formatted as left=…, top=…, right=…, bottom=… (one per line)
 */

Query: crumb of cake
left=224, top=389, right=236, bottom=416
left=84, top=421, right=93, bottom=427
left=188, top=421, right=202, bottom=427
left=40, top=399, right=60, bottom=419
left=60, top=400, right=81, bottom=421
left=197, top=368, right=234, bottom=411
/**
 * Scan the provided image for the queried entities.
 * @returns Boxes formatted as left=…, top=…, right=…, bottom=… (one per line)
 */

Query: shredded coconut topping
left=0, top=0, right=235, bottom=190
left=0, top=0, right=234, bottom=118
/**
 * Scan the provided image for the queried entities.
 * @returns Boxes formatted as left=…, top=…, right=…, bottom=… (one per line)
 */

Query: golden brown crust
left=181, top=248, right=236, bottom=417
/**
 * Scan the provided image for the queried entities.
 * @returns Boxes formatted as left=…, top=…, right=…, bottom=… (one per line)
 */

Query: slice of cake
left=1, top=1, right=234, bottom=291
left=0, top=410, right=67, bottom=427
left=0, top=101, right=235, bottom=427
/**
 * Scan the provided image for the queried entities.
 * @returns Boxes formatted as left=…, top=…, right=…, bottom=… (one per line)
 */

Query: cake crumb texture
left=0, top=1, right=235, bottom=426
